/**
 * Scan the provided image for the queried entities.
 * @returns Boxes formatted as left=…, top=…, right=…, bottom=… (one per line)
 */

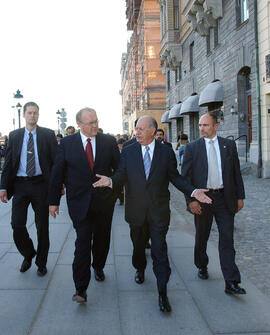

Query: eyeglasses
left=80, top=120, right=99, bottom=127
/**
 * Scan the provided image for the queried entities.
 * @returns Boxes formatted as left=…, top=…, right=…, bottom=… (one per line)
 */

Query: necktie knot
left=146, top=146, right=150, bottom=152
left=209, top=139, right=214, bottom=144
left=87, top=138, right=91, bottom=143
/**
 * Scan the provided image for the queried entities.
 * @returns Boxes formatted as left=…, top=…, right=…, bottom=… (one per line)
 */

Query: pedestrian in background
left=0, top=102, right=58, bottom=276
left=66, top=126, right=76, bottom=136
left=176, top=130, right=189, bottom=166
left=181, top=112, right=246, bottom=295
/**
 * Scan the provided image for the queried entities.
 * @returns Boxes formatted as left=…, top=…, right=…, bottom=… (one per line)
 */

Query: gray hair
left=76, top=107, right=96, bottom=123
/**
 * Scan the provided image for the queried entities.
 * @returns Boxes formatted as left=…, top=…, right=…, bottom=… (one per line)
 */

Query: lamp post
left=56, top=109, right=61, bottom=133
left=13, top=90, right=23, bottom=128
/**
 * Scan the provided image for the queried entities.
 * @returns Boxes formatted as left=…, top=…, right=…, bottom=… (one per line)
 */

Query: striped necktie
left=143, top=146, right=151, bottom=180
left=26, top=132, right=36, bottom=177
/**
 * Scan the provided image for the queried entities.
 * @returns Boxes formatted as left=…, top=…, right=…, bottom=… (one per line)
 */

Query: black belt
left=15, top=175, right=43, bottom=181
left=208, top=188, right=224, bottom=193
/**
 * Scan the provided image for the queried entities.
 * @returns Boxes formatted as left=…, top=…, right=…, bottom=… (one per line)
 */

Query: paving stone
left=119, top=290, right=212, bottom=335
left=0, top=290, right=44, bottom=335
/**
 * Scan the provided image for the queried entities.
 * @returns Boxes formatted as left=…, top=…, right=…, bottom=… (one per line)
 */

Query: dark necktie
left=85, top=138, right=94, bottom=172
left=26, top=132, right=36, bottom=177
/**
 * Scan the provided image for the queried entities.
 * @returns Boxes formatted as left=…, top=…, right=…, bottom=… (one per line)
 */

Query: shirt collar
left=141, top=138, right=155, bottom=151
left=80, top=130, right=95, bottom=143
left=204, top=135, right=217, bottom=144
left=25, top=127, right=37, bottom=135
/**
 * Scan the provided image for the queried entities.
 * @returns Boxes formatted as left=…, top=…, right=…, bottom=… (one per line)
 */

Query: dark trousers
left=72, top=206, right=114, bottom=290
left=130, top=220, right=171, bottom=294
left=11, top=178, right=49, bottom=267
left=194, top=191, right=241, bottom=283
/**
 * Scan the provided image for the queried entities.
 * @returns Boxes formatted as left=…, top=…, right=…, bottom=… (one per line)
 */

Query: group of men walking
left=0, top=101, right=246, bottom=313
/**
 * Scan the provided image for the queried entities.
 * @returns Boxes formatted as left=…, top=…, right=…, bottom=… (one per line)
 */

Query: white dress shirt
left=80, top=131, right=96, bottom=160
left=204, top=136, right=223, bottom=188
left=141, top=139, right=155, bottom=161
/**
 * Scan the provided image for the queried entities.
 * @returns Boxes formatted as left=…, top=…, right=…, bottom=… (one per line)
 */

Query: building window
left=236, top=0, right=249, bottom=26
left=206, top=35, right=211, bottom=55
left=175, top=64, right=182, bottom=83
left=141, top=65, right=144, bottom=83
left=173, top=0, right=180, bottom=30
left=190, top=42, right=194, bottom=70
left=167, top=70, right=171, bottom=91
left=214, top=23, right=219, bottom=48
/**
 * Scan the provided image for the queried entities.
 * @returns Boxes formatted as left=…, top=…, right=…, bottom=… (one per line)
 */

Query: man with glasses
left=49, top=107, right=120, bottom=303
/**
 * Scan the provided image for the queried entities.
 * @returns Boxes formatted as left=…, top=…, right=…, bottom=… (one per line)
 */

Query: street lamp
left=56, top=109, right=61, bottom=133
left=13, top=89, right=23, bottom=128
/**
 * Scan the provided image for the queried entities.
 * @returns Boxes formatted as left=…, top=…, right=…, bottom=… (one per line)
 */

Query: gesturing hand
left=93, top=174, right=111, bottom=188
left=193, top=189, right=212, bottom=204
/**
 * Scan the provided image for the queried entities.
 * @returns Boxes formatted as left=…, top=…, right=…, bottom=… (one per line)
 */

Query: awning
left=161, top=110, right=171, bottom=123
left=180, top=94, right=199, bottom=115
left=199, top=80, right=223, bottom=107
left=168, top=103, right=182, bottom=119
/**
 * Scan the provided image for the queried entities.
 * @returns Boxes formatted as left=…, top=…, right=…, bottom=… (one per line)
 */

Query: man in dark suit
left=181, top=112, right=246, bottom=295
left=93, top=115, right=211, bottom=312
left=49, top=107, right=120, bottom=303
left=155, top=128, right=172, bottom=148
left=0, top=102, right=58, bottom=276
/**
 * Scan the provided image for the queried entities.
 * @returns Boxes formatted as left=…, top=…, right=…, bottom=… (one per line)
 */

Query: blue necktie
left=143, top=146, right=151, bottom=180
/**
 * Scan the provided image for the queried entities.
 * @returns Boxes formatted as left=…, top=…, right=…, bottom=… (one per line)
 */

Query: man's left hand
left=236, top=199, right=244, bottom=213
left=193, top=189, right=212, bottom=204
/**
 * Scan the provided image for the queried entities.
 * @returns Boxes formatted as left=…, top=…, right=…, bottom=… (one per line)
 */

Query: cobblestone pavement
left=170, top=174, right=270, bottom=298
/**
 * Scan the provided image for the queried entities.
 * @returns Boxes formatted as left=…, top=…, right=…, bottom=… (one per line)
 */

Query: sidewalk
left=0, top=195, right=270, bottom=335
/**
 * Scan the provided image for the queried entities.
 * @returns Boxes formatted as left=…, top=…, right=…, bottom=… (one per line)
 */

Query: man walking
left=93, top=115, right=211, bottom=312
left=0, top=102, right=58, bottom=276
left=49, top=107, right=120, bottom=303
left=181, top=112, right=246, bottom=295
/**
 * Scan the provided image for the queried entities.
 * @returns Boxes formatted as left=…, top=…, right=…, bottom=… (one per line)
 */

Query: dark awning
left=180, top=94, right=199, bottom=115
left=161, top=110, right=171, bottom=123
left=199, top=80, right=223, bottom=107
left=169, top=103, right=182, bottom=119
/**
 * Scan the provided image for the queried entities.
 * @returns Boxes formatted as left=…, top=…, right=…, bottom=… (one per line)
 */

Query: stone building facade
left=120, top=0, right=166, bottom=136
left=258, top=0, right=270, bottom=178
left=159, top=0, right=258, bottom=166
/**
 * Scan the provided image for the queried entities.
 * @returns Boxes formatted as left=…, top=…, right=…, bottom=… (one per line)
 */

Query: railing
left=226, top=134, right=248, bottom=162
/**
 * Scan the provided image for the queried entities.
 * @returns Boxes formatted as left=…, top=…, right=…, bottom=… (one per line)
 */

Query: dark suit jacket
left=0, top=126, right=58, bottom=199
left=163, top=141, right=172, bottom=148
left=122, top=137, right=136, bottom=148
left=181, top=136, right=245, bottom=214
left=112, top=140, right=195, bottom=227
left=49, top=132, right=120, bottom=224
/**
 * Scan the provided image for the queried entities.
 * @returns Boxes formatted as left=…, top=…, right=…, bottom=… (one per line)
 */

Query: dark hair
left=66, top=126, right=75, bottom=132
left=23, top=102, right=39, bottom=114
left=117, top=138, right=125, bottom=145
left=56, top=133, right=63, bottom=138
left=156, top=128, right=164, bottom=135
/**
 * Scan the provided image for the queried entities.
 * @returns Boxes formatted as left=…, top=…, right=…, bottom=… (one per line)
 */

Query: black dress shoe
left=135, top=270, right=144, bottom=284
left=158, top=294, right=172, bottom=313
left=20, top=251, right=36, bottom=273
left=225, top=281, right=246, bottom=295
left=198, top=267, right=209, bottom=280
left=94, top=269, right=105, bottom=281
left=37, top=266, right=47, bottom=277
left=72, top=289, right=87, bottom=303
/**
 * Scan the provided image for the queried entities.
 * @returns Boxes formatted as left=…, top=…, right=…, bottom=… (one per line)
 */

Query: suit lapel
left=148, top=140, right=160, bottom=181
left=133, top=142, right=146, bottom=179
left=198, top=138, right=208, bottom=186
left=217, top=136, right=226, bottom=173
left=16, top=128, right=25, bottom=161
left=94, top=133, right=102, bottom=170
left=36, top=126, right=43, bottom=162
